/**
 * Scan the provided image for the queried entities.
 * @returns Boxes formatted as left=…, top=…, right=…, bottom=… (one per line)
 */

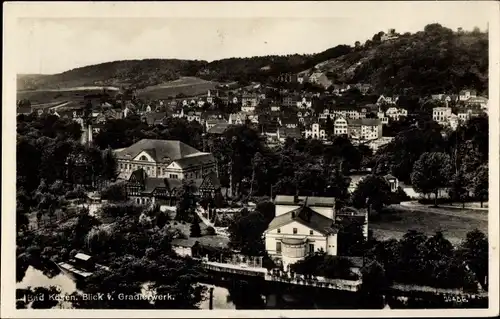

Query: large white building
left=348, top=118, right=383, bottom=141
left=264, top=196, right=339, bottom=267
left=115, top=139, right=216, bottom=180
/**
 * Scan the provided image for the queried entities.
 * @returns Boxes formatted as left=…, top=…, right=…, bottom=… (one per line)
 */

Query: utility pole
left=209, top=286, right=214, bottom=310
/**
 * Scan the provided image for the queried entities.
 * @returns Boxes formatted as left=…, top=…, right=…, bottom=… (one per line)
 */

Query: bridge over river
left=200, top=260, right=488, bottom=301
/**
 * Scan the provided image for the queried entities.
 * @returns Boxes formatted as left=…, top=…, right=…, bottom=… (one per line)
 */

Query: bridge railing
left=265, top=272, right=362, bottom=291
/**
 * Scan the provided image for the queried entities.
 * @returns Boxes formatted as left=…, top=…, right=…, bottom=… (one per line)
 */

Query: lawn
left=137, top=77, right=219, bottom=99
left=370, top=205, right=488, bottom=246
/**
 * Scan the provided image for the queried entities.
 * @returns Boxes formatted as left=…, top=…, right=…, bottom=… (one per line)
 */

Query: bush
left=100, top=182, right=127, bottom=202
left=100, top=203, right=142, bottom=218
left=190, top=221, right=202, bottom=237
left=391, top=187, right=411, bottom=204
left=206, top=226, right=216, bottom=236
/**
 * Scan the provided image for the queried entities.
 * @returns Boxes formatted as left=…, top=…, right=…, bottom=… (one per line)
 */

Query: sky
left=14, top=2, right=492, bottom=75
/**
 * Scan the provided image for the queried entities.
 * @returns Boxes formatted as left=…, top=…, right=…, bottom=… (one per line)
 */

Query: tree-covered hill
left=17, top=24, right=488, bottom=96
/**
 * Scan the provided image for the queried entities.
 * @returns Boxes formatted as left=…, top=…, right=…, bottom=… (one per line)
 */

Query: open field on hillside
left=17, top=87, right=119, bottom=105
left=137, top=77, right=219, bottom=99
left=370, top=204, right=488, bottom=246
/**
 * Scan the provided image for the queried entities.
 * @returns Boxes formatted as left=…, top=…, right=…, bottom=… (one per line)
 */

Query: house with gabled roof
left=265, top=196, right=347, bottom=267
left=126, top=167, right=222, bottom=206
left=142, top=112, right=166, bottom=126
left=376, top=95, right=399, bottom=106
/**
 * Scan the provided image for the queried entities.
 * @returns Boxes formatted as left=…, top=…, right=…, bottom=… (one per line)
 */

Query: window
left=277, top=228, right=281, bottom=234
left=293, top=228, right=298, bottom=234
left=169, top=174, right=178, bottom=179
left=309, top=244, right=315, bottom=253
left=310, top=230, right=313, bottom=235
left=140, top=155, right=148, bottom=161
left=276, top=242, right=282, bottom=254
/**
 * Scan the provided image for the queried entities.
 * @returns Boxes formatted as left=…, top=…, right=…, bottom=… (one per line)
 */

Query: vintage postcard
left=2, top=1, right=499, bottom=318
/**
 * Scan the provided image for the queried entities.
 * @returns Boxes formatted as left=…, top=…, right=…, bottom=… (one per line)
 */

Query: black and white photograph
left=2, top=1, right=499, bottom=317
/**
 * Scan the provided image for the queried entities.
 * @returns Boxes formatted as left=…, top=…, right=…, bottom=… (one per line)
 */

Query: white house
left=304, top=123, right=326, bottom=140
left=264, top=196, right=339, bottom=267
left=296, top=97, right=313, bottom=109
left=333, top=116, right=348, bottom=136
left=377, top=111, right=389, bottom=125
left=459, top=89, right=477, bottom=101
left=241, top=105, right=256, bottom=113
left=270, top=105, right=281, bottom=112
left=228, top=113, right=246, bottom=125
left=347, top=119, right=383, bottom=141
left=376, top=95, right=399, bottom=106
left=385, top=107, right=408, bottom=121
left=432, top=107, right=452, bottom=125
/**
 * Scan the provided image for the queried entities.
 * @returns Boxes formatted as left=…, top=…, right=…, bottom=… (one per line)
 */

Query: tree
left=458, top=229, right=488, bottom=287
left=100, top=182, right=127, bottom=202
left=190, top=219, right=202, bottom=238
left=395, top=230, right=428, bottom=283
left=471, top=164, right=488, bottom=208
left=176, top=180, right=197, bottom=222
left=156, top=211, right=169, bottom=229
left=101, top=148, right=117, bottom=180
left=30, top=286, right=61, bottom=309
left=351, top=175, right=392, bottom=213
left=410, top=152, right=452, bottom=206
left=360, top=260, right=388, bottom=297
left=448, top=169, right=469, bottom=208
left=249, top=152, right=265, bottom=198
left=228, top=210, right=267, bottom=255
left=337, top=216, right=366, bottom=256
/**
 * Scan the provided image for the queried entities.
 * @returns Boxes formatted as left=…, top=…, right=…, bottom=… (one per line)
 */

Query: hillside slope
left=312, top=24, right=488, bottom=95
left=17, top=59, right=208, bottom=91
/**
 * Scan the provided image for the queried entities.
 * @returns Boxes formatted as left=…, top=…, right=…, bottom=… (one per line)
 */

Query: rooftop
left=274, top=195, right=335, bottom=207
left=115, top=139, right=202, bottom=162
left=266, top=206, right=338, bottom=235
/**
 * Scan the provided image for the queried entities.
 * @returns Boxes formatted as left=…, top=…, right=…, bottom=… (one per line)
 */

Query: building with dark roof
left=115, top=139, right=216, bottom=181
left=126, top=168, right=222, bottom=206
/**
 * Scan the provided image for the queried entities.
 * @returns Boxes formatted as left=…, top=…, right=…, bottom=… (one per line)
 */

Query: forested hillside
left=17, top=24, right=488, bottom=96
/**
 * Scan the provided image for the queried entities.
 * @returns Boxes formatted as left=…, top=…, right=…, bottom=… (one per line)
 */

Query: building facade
left=264, top=196, right=339, bottom=267
left=115, top=139, right=216, bottom=181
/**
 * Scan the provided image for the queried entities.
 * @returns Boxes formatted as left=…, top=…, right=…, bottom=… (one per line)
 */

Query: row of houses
left=432, top=106, right=485, bottom=130
left=430, top=89, right=488, bottom=109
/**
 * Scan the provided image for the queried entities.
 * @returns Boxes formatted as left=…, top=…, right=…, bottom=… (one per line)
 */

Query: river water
left=17, top=266, right=246, bottom=310
left=17, top=265, right=391, bottom=310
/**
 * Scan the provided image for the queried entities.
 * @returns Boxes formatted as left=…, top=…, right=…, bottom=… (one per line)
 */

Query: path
left=195, top=205, right=230, bottom=237
left=397, top=202, right=488, bottom=221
